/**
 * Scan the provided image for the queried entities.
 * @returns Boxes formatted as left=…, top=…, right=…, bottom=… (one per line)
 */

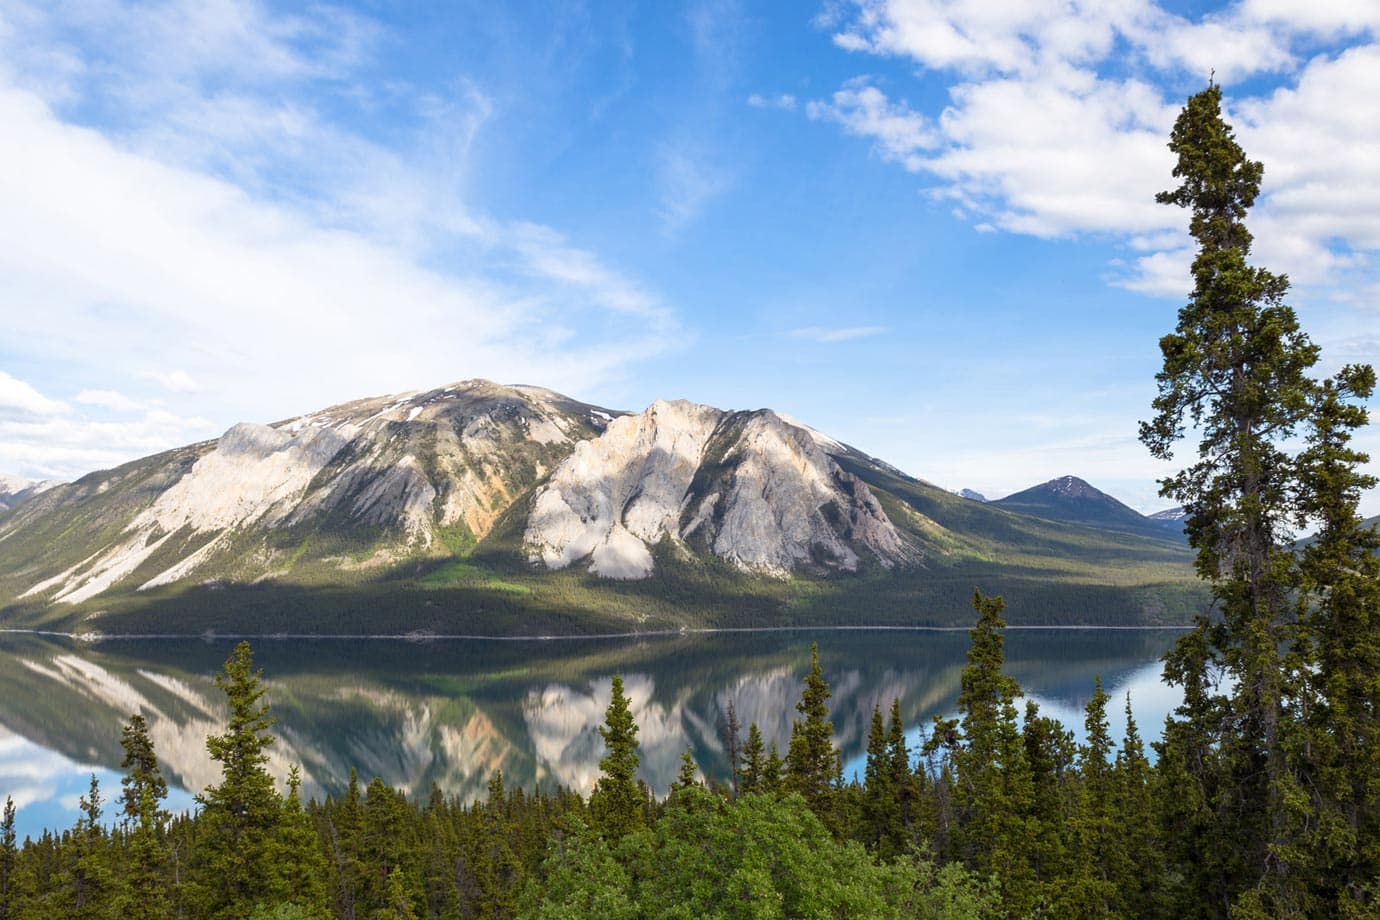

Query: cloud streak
left=789, top=325, right=888, bottom=343
left=0, top=0, right=683, bottom=482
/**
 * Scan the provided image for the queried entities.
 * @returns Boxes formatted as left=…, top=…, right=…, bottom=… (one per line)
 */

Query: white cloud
left=0, top=371, right=69, bottom=418
left=789, top=325, right=888, bottom=342
left=814, top=0, right=1380, bottom=344
left=807, top=79, right=939, bottom=170
left=0, top=410, right=217, bottom=481
left=1240, top=0, right=1380, bottom=37
left=74, top=389, right=144, bottom=412
left=0, top=1, right=683, bottom=482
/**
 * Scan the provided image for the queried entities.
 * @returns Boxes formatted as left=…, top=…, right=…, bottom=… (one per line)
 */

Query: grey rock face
left=525, top=401, right=914, bottom=579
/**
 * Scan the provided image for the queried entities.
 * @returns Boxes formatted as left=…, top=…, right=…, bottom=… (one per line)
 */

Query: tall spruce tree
left=589, top=675, right=643, bottom=843
left=1144, top=81, right=1379, bottom=918
left=1141, top=81, right=1319, bottom=917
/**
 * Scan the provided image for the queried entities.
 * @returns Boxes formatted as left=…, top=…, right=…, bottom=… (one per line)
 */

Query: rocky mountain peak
left=525, top=401, right=914, bottom=580
left=1043, top=475, right=1100, bottom=498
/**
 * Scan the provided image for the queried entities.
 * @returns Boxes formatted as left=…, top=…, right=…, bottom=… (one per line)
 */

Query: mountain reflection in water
left=0, top=628, right=1183, bottom=839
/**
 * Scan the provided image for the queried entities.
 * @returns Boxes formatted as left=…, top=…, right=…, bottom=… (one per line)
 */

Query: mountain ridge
left=0, top=380, right=1205, bottom=635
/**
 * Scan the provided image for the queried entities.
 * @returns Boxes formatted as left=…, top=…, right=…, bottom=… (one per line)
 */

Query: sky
left=0, top=0, right=1377, bottom=516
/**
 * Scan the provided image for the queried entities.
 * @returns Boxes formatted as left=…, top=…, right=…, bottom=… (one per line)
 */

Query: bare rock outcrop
left=524, top=401, right=913, bottom=579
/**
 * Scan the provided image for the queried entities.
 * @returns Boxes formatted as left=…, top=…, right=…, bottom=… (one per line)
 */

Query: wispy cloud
left=657, top=143, right=731, bottom=233
left=0, top=0, right=683, bottom=481
left=789, top=325, right=888, bottom=343
left=747, top=92, right=797, bottom=110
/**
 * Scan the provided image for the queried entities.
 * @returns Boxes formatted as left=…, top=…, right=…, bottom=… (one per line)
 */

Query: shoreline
left=0, top=623, right=1196, bottom=642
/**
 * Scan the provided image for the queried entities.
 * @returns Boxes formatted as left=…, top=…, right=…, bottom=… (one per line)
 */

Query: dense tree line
left=1, top=82, right=1376, bottom=920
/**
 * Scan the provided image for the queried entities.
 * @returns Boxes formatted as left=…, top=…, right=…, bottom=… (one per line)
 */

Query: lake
left=0, top=627, right=1186, bottom=840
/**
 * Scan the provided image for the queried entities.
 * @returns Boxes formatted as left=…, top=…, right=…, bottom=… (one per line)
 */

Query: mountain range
left=0, top=379, right=1204, bottom=636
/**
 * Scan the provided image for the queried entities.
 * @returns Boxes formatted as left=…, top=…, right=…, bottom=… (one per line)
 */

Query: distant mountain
left=993, top=476, right=1185, bottom=543
left=0, top=382, right=1203, bottom=635
left=0, top=475, right=60, bottom=516
left=1295, top=514, right=1380, bottom=551
left=957, top=489, right=989, bottom=502
left=1146, top=506, right=1189, bottom=538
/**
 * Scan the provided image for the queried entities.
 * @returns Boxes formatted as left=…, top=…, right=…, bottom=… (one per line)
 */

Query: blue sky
left=0, top=0, right=1376, bottom=515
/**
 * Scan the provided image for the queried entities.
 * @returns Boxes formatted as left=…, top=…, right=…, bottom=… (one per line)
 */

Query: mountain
left=993, top=475, right=1186, bottom=543
left=957, top=489, right=988, bottom=502
left=0, top=475, right=60, bottom=516
left=1147, top=506, right=1189, bottom=537
left=0, top=381, right=1204, bottom=635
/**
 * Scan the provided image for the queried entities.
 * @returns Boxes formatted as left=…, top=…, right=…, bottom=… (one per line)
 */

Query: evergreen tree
left=66, top=775, right=114, bottom=920
left=1293, top=363, right=1380, bottom=916
left=1144, top=80, right=1379, bottom=918
left=785, top=644, right=836, bottom=818
left=373, top=866, right=419, bottom=920
left=331, top=767, right=372, bottom=920
left=275, top=767, right=330, bottom=918
left=737, top=723, right=767, bottom=795
left=588, top=675, right=642, bottom=843
left=952, top=590, right=1038, bottom=915
left=0, top=797, right=16, bottom=920
left=861, top=702, right=893, bottom=853
left=195, top=641, right=287, bottom=919
left=1067, top=678, right=1121, bottom=919
left=116, top=713, right=171, bottom=920
left=1021, top=699, right=1074, bottom=897
left=763, top=743, right=785, bottom=796
left=885, top=698, right=915, bottom=829
left=474, top=771, right=521, bottom=918
left=670, top=749, right=699, bottom=794
left=1141, top=81, right=1323, bottom=916
left=1114, top=696, right=1159, bottom=919
left=719, top=699, right=741, bottom=797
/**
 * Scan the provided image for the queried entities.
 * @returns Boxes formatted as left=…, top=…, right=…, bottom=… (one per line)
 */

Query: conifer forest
left=1, top=85, right=1377, bottom=920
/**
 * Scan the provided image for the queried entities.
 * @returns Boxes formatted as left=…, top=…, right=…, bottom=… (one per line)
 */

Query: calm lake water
left=0, top=628, right=1185, bottom=840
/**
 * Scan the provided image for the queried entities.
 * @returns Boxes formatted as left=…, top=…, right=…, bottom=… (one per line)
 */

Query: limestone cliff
left=524, top=400, right=914, bottom=579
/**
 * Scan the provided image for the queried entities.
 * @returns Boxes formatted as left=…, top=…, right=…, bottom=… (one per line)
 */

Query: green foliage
left=526, top=788, right=997, bottom=920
